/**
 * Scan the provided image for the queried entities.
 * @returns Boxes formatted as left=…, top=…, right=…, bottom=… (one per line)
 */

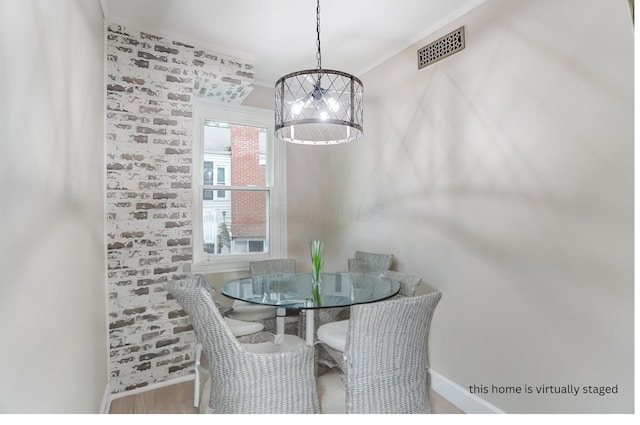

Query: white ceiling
left=101, top=0, right=486, bottom=87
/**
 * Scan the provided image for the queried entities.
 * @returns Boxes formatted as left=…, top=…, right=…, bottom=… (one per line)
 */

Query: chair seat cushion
left=224, top=317, right=264, bottom=337
left=241, top=334, right=306, bottom=354
left=317, top=370, right=346, bottom=414
left=317, top=319, right=350, bottom=352
left=230, top=300, right=277, bottom=319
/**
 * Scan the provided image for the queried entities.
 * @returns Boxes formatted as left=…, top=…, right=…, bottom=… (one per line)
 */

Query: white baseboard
left=100, top=382, right=111, bottom=414
left=430, top=369, right=506, bottom=414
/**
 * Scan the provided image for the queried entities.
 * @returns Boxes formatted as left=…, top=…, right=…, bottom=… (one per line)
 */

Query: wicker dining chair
left=312, top=251, right=394, bottom=337
left=225, top=258, right=297, bottom=334
left=318, top=291, right=442, bottom=414
left=164, top=275, right=320, bottom=414
left=191, top=284, right=266, bottom=408
left=384, top=270, right=422, bottom=299
left=349, top=250, right=393, bottom=274
left=316, top=270, right=423, bottom=372
left=250, top=258, right=296, bottom=276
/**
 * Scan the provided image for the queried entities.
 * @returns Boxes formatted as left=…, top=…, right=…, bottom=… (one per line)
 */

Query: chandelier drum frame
left=274, top=0, right=364, bottom=145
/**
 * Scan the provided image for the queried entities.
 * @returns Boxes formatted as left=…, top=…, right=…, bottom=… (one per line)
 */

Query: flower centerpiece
left=310, top=240, right=324, bottom=305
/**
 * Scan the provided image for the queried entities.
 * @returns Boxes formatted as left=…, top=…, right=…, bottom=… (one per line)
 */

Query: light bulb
left=291, top=101, right=303, bottom=116
left=326, top=97, right=340, bottom=112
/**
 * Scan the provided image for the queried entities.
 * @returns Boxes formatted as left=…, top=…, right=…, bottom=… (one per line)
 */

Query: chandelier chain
left=315, top=0, right=321, bottom=69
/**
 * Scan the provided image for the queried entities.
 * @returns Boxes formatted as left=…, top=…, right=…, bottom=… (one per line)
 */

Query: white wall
left=287, top=0, right=634, bottom=413
left=0, top=0, right=107, bottom=413
left=243, top=84, right=275, bottom=110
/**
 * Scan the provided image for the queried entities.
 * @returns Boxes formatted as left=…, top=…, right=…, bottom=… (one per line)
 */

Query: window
left=192, top=101, right=286, bottom=273
left=234, top=239, right=266, bottom=253
left=203, top=161, right=214, bottom=200
left=216, top=167, right=226, bottom=198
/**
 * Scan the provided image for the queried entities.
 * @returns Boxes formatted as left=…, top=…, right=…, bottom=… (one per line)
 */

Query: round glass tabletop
left=221, top=272, right=400, bottom=309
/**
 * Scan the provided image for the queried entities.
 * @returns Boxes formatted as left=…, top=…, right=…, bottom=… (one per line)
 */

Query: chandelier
left=274, top=0, right=364, bottom=145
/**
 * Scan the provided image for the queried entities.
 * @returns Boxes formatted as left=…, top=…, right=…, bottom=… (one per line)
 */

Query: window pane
left=204, top=120, right=267, bottom=188
left=203, top=161, right=214, bottom=185
left=216, top=168, right=226, bottom=198
left=202, top=190, right=268, bottom=255
left=248, top=240, right=264, bottom=252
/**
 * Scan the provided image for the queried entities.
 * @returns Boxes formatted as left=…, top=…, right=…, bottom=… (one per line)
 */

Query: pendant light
left=274, top=0, right=364, bottom=145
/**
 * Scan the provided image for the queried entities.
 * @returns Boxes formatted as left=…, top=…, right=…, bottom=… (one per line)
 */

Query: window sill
left=189, top=253, right=272, bottom=274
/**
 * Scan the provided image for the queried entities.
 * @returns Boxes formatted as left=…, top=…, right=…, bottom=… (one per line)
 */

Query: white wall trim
left=101, top=18, right=112, bottom=411
left=99, top=383, right=111, bottom=414
left=430, top=369, right=506, bottom=414
left=357, top=0, right=487, bottom=77
left=99, top=0, right=108, bottom=20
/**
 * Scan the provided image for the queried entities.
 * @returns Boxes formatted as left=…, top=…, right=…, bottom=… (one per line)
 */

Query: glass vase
left=311, top=271, right=321, bottom=306
left=309, top=240, right=324, bottom=306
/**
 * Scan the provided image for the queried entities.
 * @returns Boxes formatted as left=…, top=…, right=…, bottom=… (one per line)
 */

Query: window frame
left=191, top=100, right=287, bottom=273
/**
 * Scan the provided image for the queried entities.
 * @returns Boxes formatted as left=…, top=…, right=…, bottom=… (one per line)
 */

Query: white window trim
left=191, top=100, right=287, bottom=273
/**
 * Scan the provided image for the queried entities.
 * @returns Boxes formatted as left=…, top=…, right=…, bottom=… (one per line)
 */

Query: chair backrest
left=347, top=258, right=367, bottom=273
left=343, top=291, right=442, bottom=414
left=382, top=270, right=422, bottom=298
left=349, top=251, right=393, bottom=273
left=250, top=259, right=297, bottom=298
left=250, top=258, right=296, bottom=276
left=164, top=275, right=244, bottom=363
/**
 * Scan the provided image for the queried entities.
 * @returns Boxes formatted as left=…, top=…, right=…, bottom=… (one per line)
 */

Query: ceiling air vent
left=418, top=26, right=465, bottom=70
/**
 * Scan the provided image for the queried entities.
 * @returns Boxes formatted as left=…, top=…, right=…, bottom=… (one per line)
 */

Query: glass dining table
left=221, top=272, right=400, bottom=345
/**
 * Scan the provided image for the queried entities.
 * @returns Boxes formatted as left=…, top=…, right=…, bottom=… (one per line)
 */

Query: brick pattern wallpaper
left=105, top=23, right=253, bottom=393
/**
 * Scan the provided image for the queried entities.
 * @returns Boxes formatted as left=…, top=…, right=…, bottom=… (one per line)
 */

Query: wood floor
left=110, top=381, right=199, bottom=414
left=109, top=379, right=464, bottom=414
